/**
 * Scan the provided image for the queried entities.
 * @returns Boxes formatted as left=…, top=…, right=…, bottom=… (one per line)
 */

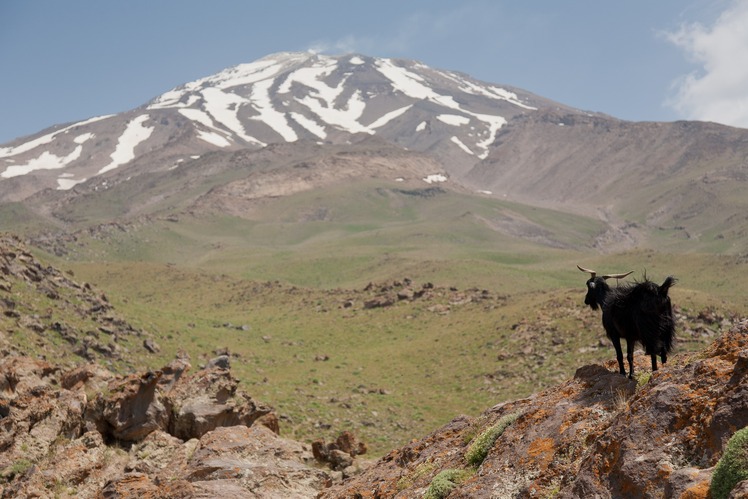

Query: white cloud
left=666, top=1, right=748, bottom=128
left=307, top=35, right=365, bottom=55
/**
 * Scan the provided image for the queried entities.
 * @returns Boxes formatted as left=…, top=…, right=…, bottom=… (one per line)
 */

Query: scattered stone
left=312, top=431, right=368, bottom=471
left=143, top=338, right=160, bottom=353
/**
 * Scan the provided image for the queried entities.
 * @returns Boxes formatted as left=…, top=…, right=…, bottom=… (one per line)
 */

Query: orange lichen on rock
left=527, top=437, right=556, bottom=469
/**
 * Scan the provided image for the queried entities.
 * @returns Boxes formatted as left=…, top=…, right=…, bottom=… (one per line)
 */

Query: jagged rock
left=313, top=431, right=368, bottom=471
left=0, top=354, right=331, bottom=498
left=182, top=425, right=331, bottom=498
left=159, top=357, right=191, bottom=390
left=729, top=480, right=748, bottom=498
left=206, top=353, right=229, bottom=369
left=60, top=364, right=114, bottom=393
left=86, top=370, right=169, bottom=443
left=167, top=366, right=274, bottom=441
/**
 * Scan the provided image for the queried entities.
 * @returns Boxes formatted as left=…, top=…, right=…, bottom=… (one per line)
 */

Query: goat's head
left=577, top=265, right=633, bottom=310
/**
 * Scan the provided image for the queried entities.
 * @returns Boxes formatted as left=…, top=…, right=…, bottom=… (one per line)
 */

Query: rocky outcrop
left=322, top=320, right=748, bottom=498
left=0, top=354, right=330, bottom=498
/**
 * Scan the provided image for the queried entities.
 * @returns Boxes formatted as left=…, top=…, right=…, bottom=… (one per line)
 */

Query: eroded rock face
left=322, top=321, right=748, bottom=499
left=0, top=355, right=331, bottom=498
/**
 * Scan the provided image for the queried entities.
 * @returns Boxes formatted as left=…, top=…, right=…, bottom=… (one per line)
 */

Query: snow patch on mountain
left=437, top=114, right=471, bottom=126
left=1, top=147, right=83, bottom=179
left=57, top=174, right=87, bottom=190
left=250, top=79, right=298, bottom=142
left=0, top=115, right=110, bottom=160
left=98, top=115, right=154, bottom=174
left=423, top=174, right=448, bottom=184
left=200, top=87, right=264, bottom=147
left=197, top=131, right=232, bottom=147
left=369, top=105, right=413, bottom=129
left=451, top=136, right=475, bottom=155
left=289, top=112, right=327, bottom=139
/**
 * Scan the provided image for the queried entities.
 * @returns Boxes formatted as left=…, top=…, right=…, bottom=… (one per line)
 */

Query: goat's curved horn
left=601, top=270, right=633, bottom=280
left=577, top=265, right=596, bottom=278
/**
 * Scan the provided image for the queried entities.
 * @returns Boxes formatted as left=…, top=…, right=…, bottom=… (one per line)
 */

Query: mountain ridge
left=0, top=52, right=559, bottom=200
left=2, top=51, right=748, bottom=255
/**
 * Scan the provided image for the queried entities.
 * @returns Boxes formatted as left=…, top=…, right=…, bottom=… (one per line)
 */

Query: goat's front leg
left=610, top=336, right=626, bottom=376
left=651, top=354, right=658, bottom=372
left=626, top=340, right=635, bottom=379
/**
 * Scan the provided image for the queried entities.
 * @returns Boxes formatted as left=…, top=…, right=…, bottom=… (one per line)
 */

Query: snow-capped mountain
left=0, top=52, right=562, bottom=201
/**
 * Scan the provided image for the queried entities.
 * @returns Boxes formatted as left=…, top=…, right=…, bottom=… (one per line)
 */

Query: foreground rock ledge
left=0, top=356, right=331, bottom=498
left=322, top=320, right=748, bottom=499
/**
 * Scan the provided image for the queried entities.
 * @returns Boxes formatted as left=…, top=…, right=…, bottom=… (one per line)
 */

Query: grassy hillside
left=2, top=173, right=742, bottom=456
left=53, top=181, right=605, bottom=286
left=61, top=255, right=743, bottom=456
left=16, top=181, right=740, bottom=454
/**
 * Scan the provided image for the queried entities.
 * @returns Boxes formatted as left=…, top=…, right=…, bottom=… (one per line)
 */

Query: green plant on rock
left=2, top=459, right=33, bottom=481
left=635, top=371, right=651, bottom=387
left=465, top=412, right=519, bottom=467
left=396, top=461, right=436, bottom=491
left=424, top=468, right=475, bottom=499
left=711, top=426, right=748, bottom=499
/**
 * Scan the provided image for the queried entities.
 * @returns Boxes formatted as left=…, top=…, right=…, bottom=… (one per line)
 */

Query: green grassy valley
left=12, top=181, right=743, bottom=455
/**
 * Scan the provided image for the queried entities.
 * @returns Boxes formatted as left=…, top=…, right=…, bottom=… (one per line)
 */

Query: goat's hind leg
left=626, top=340, right=635, bottom=379
left=651, top=353, right=658, bottom=372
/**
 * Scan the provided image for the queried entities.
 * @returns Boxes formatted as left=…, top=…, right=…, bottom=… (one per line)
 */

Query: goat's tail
left=660, top=313, right=676, bottom=354
left=659, top=276, right=677, bottom=355
left=659, top=276, right=677, bottom=297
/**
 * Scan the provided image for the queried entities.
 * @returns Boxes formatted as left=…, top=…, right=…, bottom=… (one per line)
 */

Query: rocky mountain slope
left=322, top=321, right=748, bottom=499
left=463, top=109, right=748, bottom=252
left=0, top=234, right=157, bottom=369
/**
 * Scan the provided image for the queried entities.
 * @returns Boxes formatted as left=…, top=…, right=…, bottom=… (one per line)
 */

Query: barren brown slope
left=463, top=109, right=748, bottom=252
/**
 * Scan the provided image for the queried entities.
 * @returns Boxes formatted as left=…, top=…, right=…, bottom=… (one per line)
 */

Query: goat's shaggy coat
left=582, top=273, right=676, bottom=378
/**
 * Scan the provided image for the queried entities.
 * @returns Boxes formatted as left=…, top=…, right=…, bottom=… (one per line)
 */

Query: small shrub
left=612, top=388, right=632, bottom=411
left=424, top=468, right=474, bottom=499
left=396, top=461, right=435, bottom=491
left=635, top=371, right=651, bottom=387
left=461, top=414, right=489, bottom=445
left=465, top=412, right=519, bottom=466
left=711, top=426, right=748, bottom=499
left=3, top=459, right=33, bottom=480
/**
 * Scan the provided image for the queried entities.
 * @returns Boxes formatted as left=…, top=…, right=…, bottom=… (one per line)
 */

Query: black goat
left=578, top=265, right=676, bottom=378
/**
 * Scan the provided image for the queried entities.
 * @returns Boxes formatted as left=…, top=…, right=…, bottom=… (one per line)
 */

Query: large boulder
left=165, top=364, right=275, bottom=441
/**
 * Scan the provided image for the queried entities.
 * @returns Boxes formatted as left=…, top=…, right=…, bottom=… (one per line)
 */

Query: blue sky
left=1, top=0, right=747, bottom=143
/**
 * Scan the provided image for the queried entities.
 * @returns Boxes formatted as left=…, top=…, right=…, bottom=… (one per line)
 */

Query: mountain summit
left=0, top=52, right=561, bottom=201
